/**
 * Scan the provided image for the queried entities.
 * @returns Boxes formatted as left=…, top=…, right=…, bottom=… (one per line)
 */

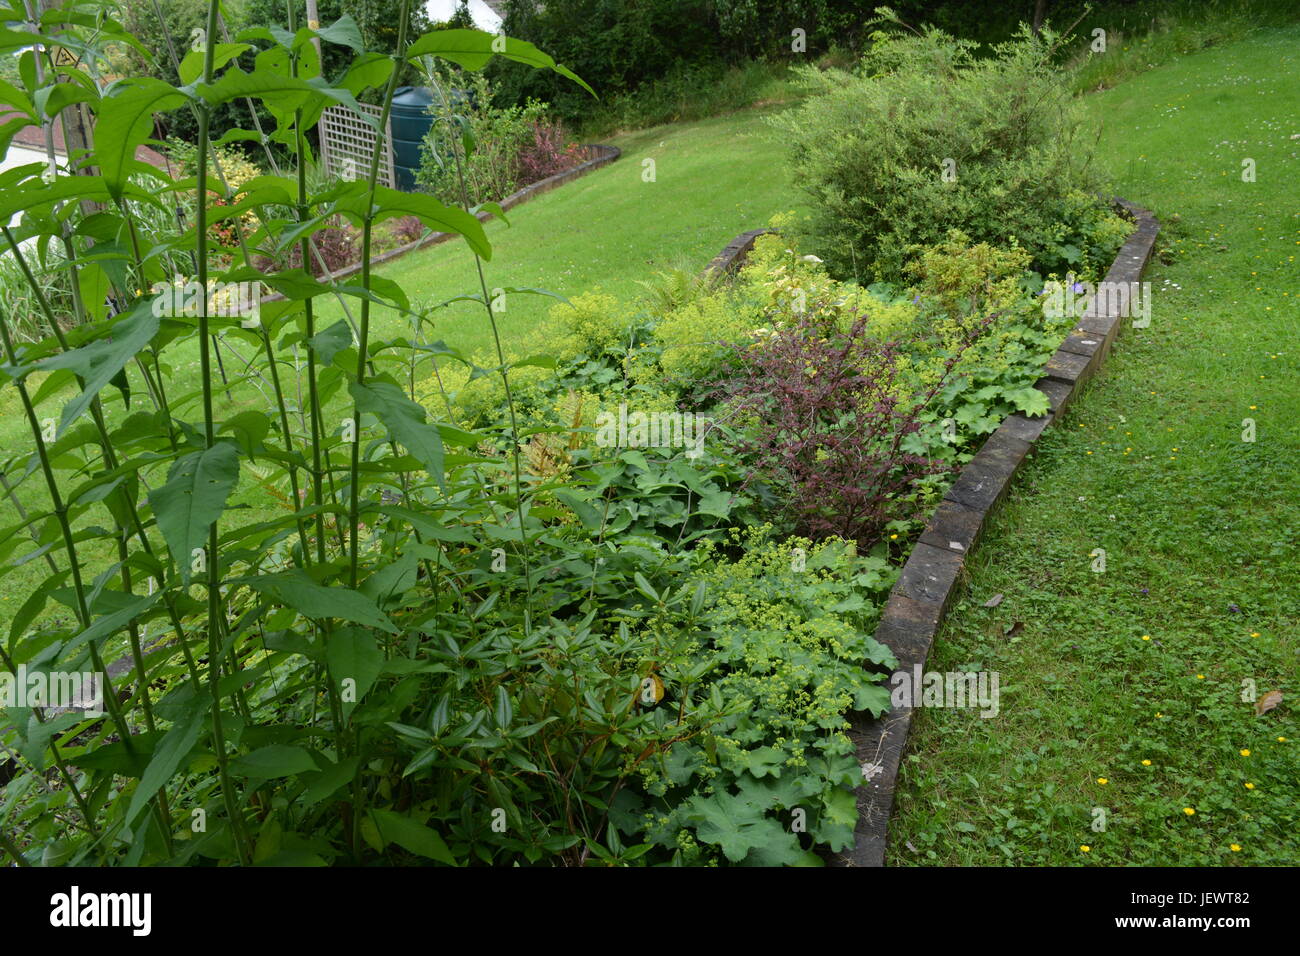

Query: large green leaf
left=368, top=809, right=456, bottom=864
left=96, top=79, right=191, bottom=199
left=229, top=744, right=320, bottom=779
left=178, top=42, right=252, bottom=85
left=310, top=16, right=365, bottom=53
left=245, top=570, right=398, bottom=633
left=147, top=443, right=241, bottom=585
left=28, top=303, right=159, bottom=439
left=338, top=52, right=394, bottom=96
left=349, top=380, right=445, bottom=490
left=8, top=569, right=68, bottom=646
left=361, top=554, right=420, bottom=607
left=325, top=627, right=384, bottom=715
left=124, top=698, right=207, bottom=827
left=1006, top=386, right=1051, bottom=418
left=333, top=187, right=490, bottom=261
left=0, top=26, right=53, bottom=57
left=195, top=68, right=371, bottom=124
left=34, top=82, right=96, bottom=122
left=405, top=29, right=594, bottom=96
left=813, top=786, right=859, bottom=854
left=307, top=319, right=353, bottom=367
left=685, top=790, right=800, bottom=864
left=299, top=755, right=361, bottom=807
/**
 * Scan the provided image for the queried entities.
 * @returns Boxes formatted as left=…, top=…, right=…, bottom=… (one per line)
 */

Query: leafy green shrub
left=652, top=286, right=765, bottom=384
left=167, top=139, right=264, bottom=252
left=897, top=230, right=1078, bottom=459
left=621, top=531, right=897, bottom=864
left=416, top=62, right=579, bottom=207
left=551, top=291, right=638, bottom=357
left=650, top=223, right=921, bottom=388
left=773, top=24, right=1129, bottom=282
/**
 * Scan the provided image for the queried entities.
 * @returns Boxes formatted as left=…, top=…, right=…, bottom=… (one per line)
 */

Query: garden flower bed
left=390, top=201, right=1136, bottom=863
left=0, top=7, right=1180, bottom=869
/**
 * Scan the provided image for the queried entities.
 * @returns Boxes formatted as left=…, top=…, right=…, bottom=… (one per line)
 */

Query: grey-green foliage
left=773, top=23, right=1121, bottom=283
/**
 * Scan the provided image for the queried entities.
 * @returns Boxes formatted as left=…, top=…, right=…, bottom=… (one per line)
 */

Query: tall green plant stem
left=0, top=227, right=204, bottom=697
left=197, top=0, right=252, bottom=866
left=0, top=314, right=101, bottom=838
left=0, top=233, right=180, bottom=854
left=285, top=0, right=348, bottom=774
left=428, top=75, right=534, bottom=620
left=0, top=826, right=30, bottom=866
left=348, top=0, right=412, bottom=588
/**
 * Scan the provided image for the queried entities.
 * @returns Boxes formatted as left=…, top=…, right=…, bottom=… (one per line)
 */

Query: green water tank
left=390, top=86, right=435, bottom=191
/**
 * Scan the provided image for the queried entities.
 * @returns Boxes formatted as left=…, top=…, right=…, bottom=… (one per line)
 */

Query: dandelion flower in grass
left=1244, top=782, right=1255, bottom=790
left=889, top=534, right=898, bottom=540
left=1097, top=777, right=1108, bottom=785
left=1080, top=845, right=1091, bottom=853
left=1197, top=674, right=1205, bottom=680
left=1142, top=759, right=1152, bottom=766
left=1183, top=807, right=1196, bottom=816
left=1141, top=635, right=1151, bottom=641
left=1240, top=749, right=1250, bottom=757
left=1230, top=844, right=1242, bottom=852
left=1278, top=737, right=1288, bottom=743
left=1250, top=631, right=1260, bottom=637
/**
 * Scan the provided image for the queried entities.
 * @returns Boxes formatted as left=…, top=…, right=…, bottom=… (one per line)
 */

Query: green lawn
left=0, top=105, right=797, bottom=633
left=887, top=23, right=1300, bottom=865
left=314, top=105, right=797, bottom=360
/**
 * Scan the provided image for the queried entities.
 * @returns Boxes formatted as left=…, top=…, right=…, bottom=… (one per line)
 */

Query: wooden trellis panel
left=319, top=102, right=395, bottom=188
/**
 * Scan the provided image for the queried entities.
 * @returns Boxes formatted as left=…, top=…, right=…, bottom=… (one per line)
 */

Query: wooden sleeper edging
left=831, top=198, right=1160, bottom=867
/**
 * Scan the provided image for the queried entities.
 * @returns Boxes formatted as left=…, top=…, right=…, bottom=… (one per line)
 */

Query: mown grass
left=887, top=22, right=1300, bottom=865
left=1066, top=0, right=1300, bottom=93
left=0, top=104, right=797, bottom=633
left=309, top=103, right=797, bottom=362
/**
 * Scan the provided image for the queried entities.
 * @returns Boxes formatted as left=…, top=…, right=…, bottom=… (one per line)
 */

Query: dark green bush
left=491, top=0, right=878, bottom=126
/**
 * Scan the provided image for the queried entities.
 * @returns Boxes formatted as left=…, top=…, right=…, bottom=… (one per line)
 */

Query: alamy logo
left=49, top=886, right=151, bottom=936
left=890, top=664, right=1000, bottom=718
left=1042, top=275, right=1151, bottom=326
left=151, top=275, right=261, bottom=327
left=0, top=667, right=102, bottom=716
left=594, top=402, right=709, bottom=459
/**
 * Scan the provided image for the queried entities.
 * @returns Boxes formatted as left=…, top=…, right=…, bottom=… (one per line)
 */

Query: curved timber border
left=703, top=228, right=774, bottom=277
left=833, top=197, right=1160, bottom=867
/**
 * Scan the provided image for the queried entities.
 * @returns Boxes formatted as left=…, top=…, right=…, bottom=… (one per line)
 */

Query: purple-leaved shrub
left=716, top=308, right=989, bottom=546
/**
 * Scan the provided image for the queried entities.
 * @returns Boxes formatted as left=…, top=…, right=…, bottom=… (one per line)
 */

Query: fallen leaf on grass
left=984, top=593, right=1004, bottom=608
left=1255, top=690, right=1283, bottom=716
left=1005, top=621, right=1025, bottom=638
